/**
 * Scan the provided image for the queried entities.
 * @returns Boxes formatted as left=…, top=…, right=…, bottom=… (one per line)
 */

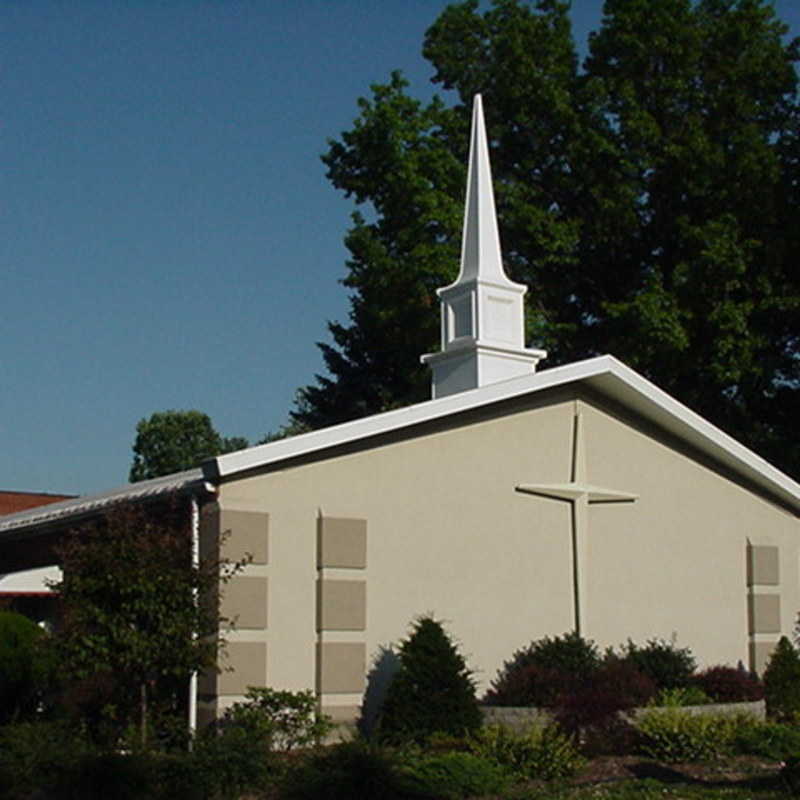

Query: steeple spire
left=421, top=94, right=546, bottom=399
left=458, top=93, right=506, bottom=284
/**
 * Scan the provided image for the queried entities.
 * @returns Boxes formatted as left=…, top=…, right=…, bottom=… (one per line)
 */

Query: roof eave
left=205, top=355, right=800, bottom=515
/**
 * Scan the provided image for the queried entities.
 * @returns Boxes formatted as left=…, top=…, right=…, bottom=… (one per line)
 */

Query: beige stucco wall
left=582, top=399, right=798, bottom=668
left=211, top=390, right=798, bottom=714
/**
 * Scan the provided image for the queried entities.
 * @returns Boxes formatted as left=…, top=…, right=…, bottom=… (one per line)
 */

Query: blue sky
left=4, top=1, right=800, bottom=496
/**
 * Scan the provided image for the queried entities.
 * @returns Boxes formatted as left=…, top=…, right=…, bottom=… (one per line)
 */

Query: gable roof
left=2, top=355, right=799, bottom=540
left=206, top=355, right=800, bottom=514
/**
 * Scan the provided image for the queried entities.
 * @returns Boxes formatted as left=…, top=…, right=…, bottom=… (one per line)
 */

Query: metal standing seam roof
left=0, top=468, right=206, bottom=536
left=2, top=355, right=799, bottom=540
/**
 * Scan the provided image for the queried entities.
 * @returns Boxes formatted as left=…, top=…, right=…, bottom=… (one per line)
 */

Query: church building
left=1, top=96, right=798, bottom=730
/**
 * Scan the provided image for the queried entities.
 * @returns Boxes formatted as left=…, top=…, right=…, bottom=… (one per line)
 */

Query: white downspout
left=189, top=494, right=200, bottom=737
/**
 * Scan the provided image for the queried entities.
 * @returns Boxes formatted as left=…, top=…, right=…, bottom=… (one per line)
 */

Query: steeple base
left=422, top=342, right=547, bottom=399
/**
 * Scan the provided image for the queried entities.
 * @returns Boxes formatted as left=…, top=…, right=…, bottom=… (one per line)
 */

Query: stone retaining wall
left=481, top=700, right=765, bottom=733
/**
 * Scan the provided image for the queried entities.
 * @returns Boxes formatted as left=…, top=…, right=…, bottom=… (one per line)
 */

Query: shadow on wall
left=358, top=645, right=400, bottom=736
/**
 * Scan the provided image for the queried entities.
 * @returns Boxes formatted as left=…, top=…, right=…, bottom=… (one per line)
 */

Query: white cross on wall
left=516, top=412, right=637, bottom=635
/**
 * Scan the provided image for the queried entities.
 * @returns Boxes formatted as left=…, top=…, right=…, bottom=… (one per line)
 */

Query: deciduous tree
left=293, top=0, right=800, bottom=479
left=52, top=500, right=245, bottom=747
left=129, top=410, right=248, bottom=482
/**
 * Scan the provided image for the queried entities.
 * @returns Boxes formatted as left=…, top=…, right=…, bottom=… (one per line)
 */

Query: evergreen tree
left=378, top=616, right=482, bottom=743
left=763, top=636, right=800, bottom=720
left=293, top=0, right=800, bottom=479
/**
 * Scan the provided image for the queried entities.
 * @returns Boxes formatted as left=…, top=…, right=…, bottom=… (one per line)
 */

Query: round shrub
left=621, top=638, right=695, bottom=690
left=692, top=665, right=764, bottom=703
left=378, top=616, right=482, bottom=743
left=484, top=632, right=600, bottom=707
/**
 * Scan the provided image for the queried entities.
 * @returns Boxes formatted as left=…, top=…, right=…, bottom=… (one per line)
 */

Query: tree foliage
left=129, top=410, right=248, bottom=482
left=378, top=615, right=482, bottom=743
left=0, top=611, right=52, bottom=725
left=52, top=499, right=245, bottom=747
left=293, top=0, right=800, bottom=479
left=763, top=635, right=800, bottom=720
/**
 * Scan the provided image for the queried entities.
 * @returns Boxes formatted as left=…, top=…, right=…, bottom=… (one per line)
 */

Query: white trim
left=0, top=565, right=61, bottom=594
left=2, top=356, right=799, bottom=537
left=205, top=355, right=800, bottom=514
left=189, top=496, right=199, bottom=737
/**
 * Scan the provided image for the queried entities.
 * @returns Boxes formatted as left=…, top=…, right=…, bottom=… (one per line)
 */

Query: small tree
left=52, top=498, right=245, bottom=748
left=763, top=636, right=800, bottom=721
left=378, top=616, right=481, bottom=743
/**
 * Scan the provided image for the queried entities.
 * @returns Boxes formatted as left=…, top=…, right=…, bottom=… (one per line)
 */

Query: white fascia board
left=207, top=356, right=616, bottom=480
left=582, top=360, right=800, bottom=512
left=0, top=565, right=62, bottom=594
left=208, top=354, right=800, bottom=513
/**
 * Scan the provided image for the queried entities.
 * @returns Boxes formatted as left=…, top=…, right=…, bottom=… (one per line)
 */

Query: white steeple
left=421, top=94, right=546, bottom=399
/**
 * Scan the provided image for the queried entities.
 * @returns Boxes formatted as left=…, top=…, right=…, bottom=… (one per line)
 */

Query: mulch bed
left=573, top=754, right=783, bottom=786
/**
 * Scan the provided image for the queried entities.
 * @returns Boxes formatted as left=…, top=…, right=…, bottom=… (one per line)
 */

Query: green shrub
left=190, top=686, right=332, bottom=798
left=484, top=632, right=600, bottom=707
left=403, top=751, right=511, bottom=799
left=0, top=611, right=52, bottom=724
left=484, top=631, right=600, bottom=707
left=149, top=753, right=206, bottom=800
left=763, top=636, right=800, bottom=721
left=51, top=751, right=203, bottom=800
left=636, top=708, right=751, bottom=762
left=732, top=719, right=800, bottom=761
left=282, top=740, right=411, bottom=800
left=0, top=719, right=92, bottom=800
left=652, top=686, right=712, bottom=707
left=67, top=753, right=160, bottom=800
left=192, top=722, right=275, bottom=799
left=378, top=616, right=482, bottom=743
left=469, top=723, right=584, bottom=780
left=221, top=686, right=332, bottom=752
left=513, top=631, right=601, bottom=676
left=621, top=638, right=695, bottom=690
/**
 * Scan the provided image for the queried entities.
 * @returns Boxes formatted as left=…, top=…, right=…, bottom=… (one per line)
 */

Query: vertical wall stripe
left=316, top=516, right=368, bottom=728
left=746, top=542, right=781, bottom=674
